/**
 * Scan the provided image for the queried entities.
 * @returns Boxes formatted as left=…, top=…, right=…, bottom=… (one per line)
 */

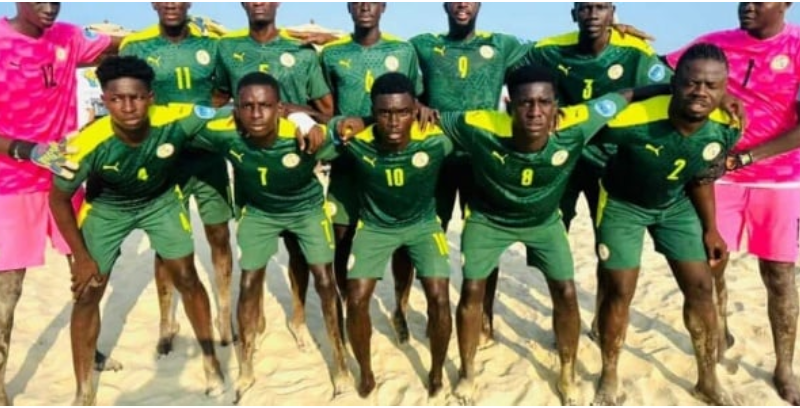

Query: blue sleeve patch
left=594, top=99, right=618, bottom=118
left=194, top=105, right=217, bottom=119
left=83, top=28, right=99, bottom=41
left=648, top=63, right=667, bottom=82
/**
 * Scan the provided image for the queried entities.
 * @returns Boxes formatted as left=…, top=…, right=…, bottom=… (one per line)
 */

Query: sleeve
left=117, top=39, right=134, bottom=56
left=208, top=40, right=225, bottom=94
left=510, top=44, right=543, bottom=72
left=665, top=34, right=708, bottom=69
left=319, top=49, right=336, bottom=93
left=567, top=93, right=629, bottom=144
left=314, top=126, right=340, bottom=161
left=406, top=46, right=425, bottom=97
left=179, top=105, right=218, bottom=137
left=189, top=126, right=224, bottom=152
left=214, top=43, right=233, bottom=94
left=498, top=34, right=530, bottom=71
left=305, top=50, right=332, bottom=101
left=437, top=112, right=473, bottom=149
left=73, top=26, right=113, bottom=65
left=54, top=139, right=95, bottom=194
left=635, top=53, right=673, bottom=86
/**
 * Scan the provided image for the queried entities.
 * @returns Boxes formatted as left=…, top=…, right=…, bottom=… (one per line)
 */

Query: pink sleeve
left=666, top=34, right=713, bottom=69
left=72, top=27, right=112, bottom=65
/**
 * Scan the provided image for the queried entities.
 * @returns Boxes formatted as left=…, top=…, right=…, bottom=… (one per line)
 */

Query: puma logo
left=557, top=64, right=571, bottom=76
left=338, top=59, right=352, bottom=69
left=102, top=162, right=120, bottom=172
left=433, top=46, right=446, bottom=56
left=645, top=144, right=664, bottom=157
left=233, top=52, right=245, bottom=62
left=491, top=151, right=508, bottom=165
left=229, top=149, right=244, bottom=163
left=362, top=155, right=377, bottom=168
left=146, top=56, right=161, bottom=67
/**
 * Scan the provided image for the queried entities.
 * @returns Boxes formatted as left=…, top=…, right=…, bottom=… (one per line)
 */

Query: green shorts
left=176, top=148, right=233, bottom=226
left=461, top=212, right=574, bottom=281
left=435, top=154, right=475, bottom=227
left=347, top=220, right=451, bottom=280
left=327, top=159, right=359, bottom=227
left=595, top=191, right=706, bottom=270
left=78, top=187, right=195, bottom=275
left=559, top=158, right=603, bottom=231
left=237, top=205, right=334, bottom=271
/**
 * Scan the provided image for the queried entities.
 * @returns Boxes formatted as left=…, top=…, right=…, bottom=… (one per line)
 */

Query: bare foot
left=428, top=372, right=444, bottom=398
left=215, top=314, right=234, bottom=347
left=588, top=320, right=600, bottom=344
left=692, top=383, right=739, bottom=405
left=233, top=374, right=255, bottom=404
left=0, top=390, right=9, bottom=406
left=204, top=365, right=225, bottom=398
left=592, top=375, right=619, bottom=406
left=478, top=315, right=495, bottom=349
left=454, top=376, right=476, bottom=405
left=157, top=321, right=180, bottom=356
left=288, top=322, right=315, bottom=353
left=94, top=350, right=123, bottom=372
left=392, top=311, right=409, bottom=345
left=72, top=390, right=95, bottom=406
left=332, top=371, right=352, bottom=397
left=774, top=372, right=800, bottom=405
left=558, top=377, right=579, bottom=406
left=357, top=373, right=376, bottom=398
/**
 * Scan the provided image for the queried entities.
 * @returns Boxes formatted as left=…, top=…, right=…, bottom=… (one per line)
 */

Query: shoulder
left=411, top=123, right=447, bottom=142
left=320, top=35, right=353, bottom=54
left=607, top=28, right=656, bottom=56
left=535, top=31, right=579, bottom=49
left=462, top=110, right=512, bottom=138
left=151, top=104, right=214, bottom=127
left=277, top=117, right=299, bottom=139
left=220, top=28, right=249, bottom=43
left=607, top=95, right=670, bottom=128
left=409, top=33, right=437, bottom=46
left=69, top=117, right=116, bottom=163
left=120, top=24, right=160, bottom=50
left=707, top=109, right=741, bottom=131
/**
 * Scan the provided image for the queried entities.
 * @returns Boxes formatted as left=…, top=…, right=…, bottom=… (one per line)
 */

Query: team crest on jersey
left=479, top=45, right=495, bottom=59
left=157, top=143, right=175, bottom=159
left=195, top=50, right=211, bottom=66
left=771, top=55, right=790, bottom=72
left=594, top=99, right=618, bottom=118
left=325, top=201, right=338, bottom=217
left=551, top=150, right=569, bottom=167
left=597, top=244, right=610, bottom=261
left=412, top=152, right=430, bottom=168
left=282, top=153, right=301, bottom=168
left=384, top=56, right=400, bottom=72
left=55, top=47, right=68, bottom=62
left=702, top=142, right=722, bottom=161
left=648, top=64, right=667, bottom=82
left=607, top=64, right=624, bottom=80
left=194, top=105, right=217, bottom=119
left=347, top=254, right=356, bottom=270
left=280, top=52, right=296, bottom=68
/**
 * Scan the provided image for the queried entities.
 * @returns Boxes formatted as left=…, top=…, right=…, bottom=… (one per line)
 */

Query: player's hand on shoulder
left=336, top=117, right=366, bottom=145
left=287, top=31, right=340, bottom=46
left=720, top=95, right=745, bottom=129
left=415, top=103, right=440, bottom=131
left=298, top=125, right=326, bottom=154
left=613, top=23, right=655, bottom=42
left=31, top=138, right=80, bottom=180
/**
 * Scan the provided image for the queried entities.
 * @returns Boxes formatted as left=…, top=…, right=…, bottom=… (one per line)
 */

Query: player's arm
left=728, top=123, right=800, bottom=171
left=295, top=50, right=335, bottom=122
left=687, top=182, right=726, bottom=267
left=436, top=111, right=476, bottom=150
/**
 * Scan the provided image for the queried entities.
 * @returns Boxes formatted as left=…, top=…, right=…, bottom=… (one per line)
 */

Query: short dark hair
left=675, top=43, right=729, bottom=76
left=370, top=72, right=416, bottom=102
left=236, top=72, right=281, bottom=101
left=506, top=64, right=557, bottom=97
left=96, top=56, right=155, bottom=90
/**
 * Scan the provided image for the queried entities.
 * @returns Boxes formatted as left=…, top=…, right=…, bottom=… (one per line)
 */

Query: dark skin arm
left=687, top=182, right=726, bottom=267
left=79, top=35, right=123, bottom=68
left=284, top=94, right=335, bottom=124
left=49, top=185, right=101, bottom=299
left=0, top=136, right=11, bottom=156
left=211, top=90, right=231, bottom=108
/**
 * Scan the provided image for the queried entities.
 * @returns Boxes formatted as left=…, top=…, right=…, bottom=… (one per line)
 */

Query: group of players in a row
left=1, top=2, right=800, bottom=406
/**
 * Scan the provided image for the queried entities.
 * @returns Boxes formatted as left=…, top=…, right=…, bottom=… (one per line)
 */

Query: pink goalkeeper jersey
left=0, top=18, right=110, bottom=195
left=667, top=24, right=800, bottom=185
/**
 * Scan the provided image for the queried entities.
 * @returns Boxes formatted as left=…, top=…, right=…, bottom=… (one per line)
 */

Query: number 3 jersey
left=119, top=24, right=219, bottom=106
left=598, top=96, right=742, bottom=209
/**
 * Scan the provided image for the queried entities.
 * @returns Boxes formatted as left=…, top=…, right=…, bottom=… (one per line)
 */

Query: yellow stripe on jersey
left=207, top=115, right=236, bottom=132
left=321, top=35, right=353, bottom=50
left=77, top=202, right=92, bottom=229
left=380, top=32, right=405, bottom=43
left=354, top=122, right=444, bottom=143
left=151, top=104, right=195, bottom=127
left=535, top=28, right=655, bottom=56
left=557, top=104, right=590, bottom=131
left=222, top=28, right=249, bottom=39
left=68, top=117, right=115, bottom=163
left=608, top=95, right=738, bottom=129
left=120, top=23, right=216, bottom=50
left=464, top=110, right=513, bottom=138
left=278, top=118, right=299, bottom=139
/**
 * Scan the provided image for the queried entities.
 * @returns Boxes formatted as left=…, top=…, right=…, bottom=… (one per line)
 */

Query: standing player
left=49, top=56, right=224, bottom=405
left=667, top=4, right=800, bottom=403
left=119, top=1, right=235, bottom=354
left=593, top=44, right=739, bottom=406
left=192, top=72, right=347, bottom=402
left=216, top=2, right=334, bottom=348
left=410, top=1, right=528, bottom=346
left=0, top=2, right=117, bottom=404
left=516, top=2, right=672, bottom=338
left=330, top=73, right=453, bottom=398
left=320, top=2, right=423, bottom=344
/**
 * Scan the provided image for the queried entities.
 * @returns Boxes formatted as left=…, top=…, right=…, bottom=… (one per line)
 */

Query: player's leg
left=747, top=187, right=800, bottom=404
left=283, top=232, right=311, bottom=350
left=328, top=168, right=359, bottom=304
left=407, top=221, right=452, bottom=397
left=0, top=270, right=23, bottom=405
left=592, top=197, right=646, bottom=406
left=232, top=206, right=282, bottom=402
left=345, top=224, right=395, bottom=398
left=291, top=207, right=349, bottom=394
left=526, top=216, right=580, bottom=405
left=144, top=193, right=223, bottom=397
left=454, top=218, right=510, bottom=402
left=390, top=248, right=414, bottom=344
left=192, top=161, right=235, bottom=347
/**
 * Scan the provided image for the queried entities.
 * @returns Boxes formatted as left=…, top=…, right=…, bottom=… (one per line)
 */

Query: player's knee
left=240, top=272, right=262, bottom=296
left=762, top=263, right=797, bottom=297
left=170, top=264, right=202, bottom=293
left=312, top=267, right=335, bottom=292
left=73, top=286, right=105, bottom=307
left=346, top=289, right=370, bottom=313
left=204, top=223, right=231, bottom=247
left=550, top=280, right=577, bottom=305
left=459, top=280, right=485, bottom=307
left=426, top=288, right=451, bottom=314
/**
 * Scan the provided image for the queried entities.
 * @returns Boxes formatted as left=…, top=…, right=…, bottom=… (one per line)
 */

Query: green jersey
left=320, top=33, right=423, bottom=116
left=411, top=31, right=527, bottom=111
left=516, top=28, right=672, bottom=166
left=599, top=96, right=742, bottom=209
left=216, top=29, right=330, bottom=105
left=438, top=93, right=628, bottom=228
left=193, top=114, right=328, bottom=215
left=55, top=104, right=216, bottom=210
left=120, top=25, right=219, bottom=105
left=324, top=120, right=453, bottom=228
